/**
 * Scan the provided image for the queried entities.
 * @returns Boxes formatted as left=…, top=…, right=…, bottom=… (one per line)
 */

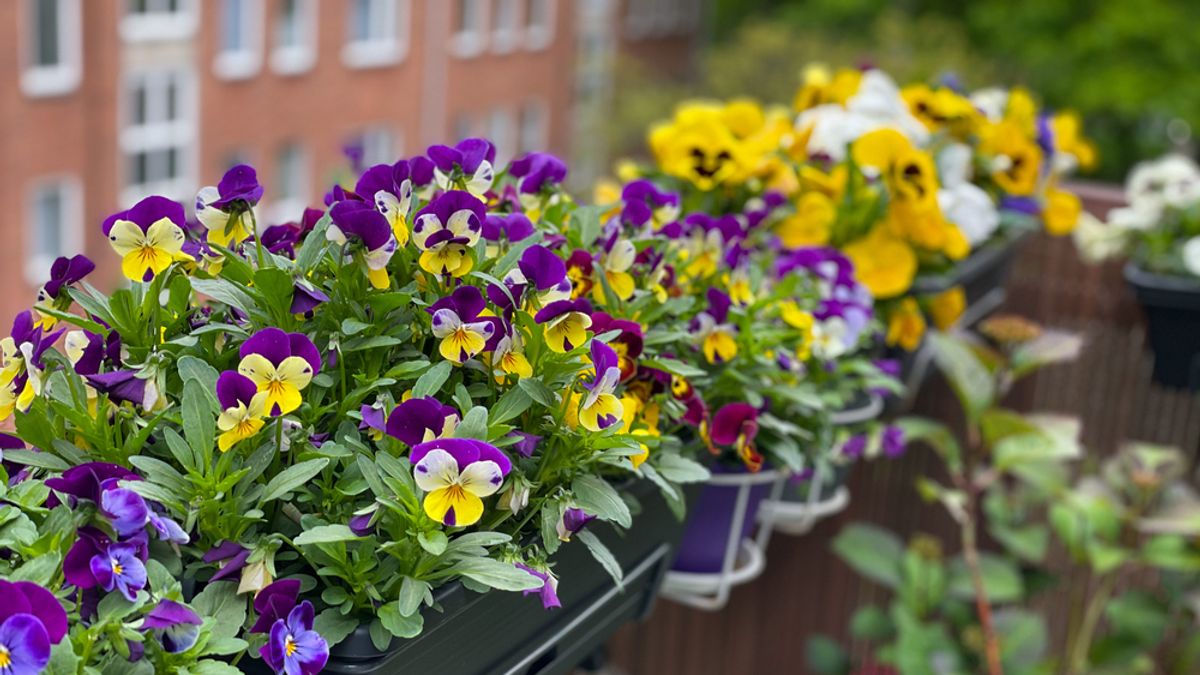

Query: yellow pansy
left=1050, top=112, right=1097, bottom=171
left=237, top=355, right=314, bottom=417
left=980, top=120, right=1043, bottom=196
left=887, top=298, right=927, bottom=352
left=851, top=129, right=940, bottom=209
left=844, top=230, right=918, bottom=299
left=1043, top=188, right=1083, bottom=236
left=107, top=218, right=193, bottom=282
left=792, top=65, right=862, bottom=112
left=217, top=393, right=268, bottom=452
left=777, top=192, right=835, bottom=248
left=929, top=287, right=966, bottom=331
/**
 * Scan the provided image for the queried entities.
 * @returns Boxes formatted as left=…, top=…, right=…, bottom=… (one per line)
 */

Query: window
left=350, top=127, right=397, bottom=167
left=451, top=0, right=486, bottom=58
left=26, top=178, right=82, bottom=286
left=491, top=0, right=519, bottom=54
left=488, top=108, right=514, bottom=165
left=343, top=0, right=409, bottom=68
left=453, top=113, right=476, bottom=142
left=121, top=69, right=195, bottom=203
left=122, top=0, right=197, bottom=43
left=270, top=142, right=309, bottom=222
left=271, top=0, right=317, bottom=74
left=20, top=0, right=82, bottom=97
left=524, top=0, right=554, bottom=50
left=518, top=100, right=547, bottom=154
left=214, top=0, right=263, bottom=80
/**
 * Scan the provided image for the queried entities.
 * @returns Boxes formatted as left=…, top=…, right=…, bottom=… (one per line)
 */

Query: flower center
left=237, top=419, right=258, bottom=435
left=285, top=635, right=298, bottom=657
left=137, top=244, right=160, bottom=263
left=112, top=558, right=124, bottom=575
left=266, top=378, right=289, bottom=396
left=0, top=645, right=11, bottom=668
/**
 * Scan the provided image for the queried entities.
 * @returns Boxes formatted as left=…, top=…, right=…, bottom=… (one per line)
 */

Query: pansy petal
left=412, top=448, right=460, bottom=492
left=458, top=460, right=504, bottom=498
left=275, top=356, right=314, bottom=390
left=237, top=353, right=279, bottom=388
left=424, top=486, right=484, bottom=527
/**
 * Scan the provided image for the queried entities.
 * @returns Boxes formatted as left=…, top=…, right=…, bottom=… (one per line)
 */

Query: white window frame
left=25, top=176, right=83, bottom=287
left=270, top=0, right=318, bottom=75
left=351, top=126, right=399, bottom=167
left=119, top=67, right=197, bottom=205
left=342, top=0, right=409, bottom=69
left=20, top=0, right=82, bottom=98
left=518, top=99, right=548, bottom=154
left=490, top=0, right=520, bottom=55
left=121, top=0, right=199, bottom=43
left=214, top=0, right=264, bottom=81
left=487, top=106, right=514, bottom=164
left=269, top=141, right=309, bottom=223
left=451, top=0, right=488, bottom=59
left=524, top=0, right=555, bottom=51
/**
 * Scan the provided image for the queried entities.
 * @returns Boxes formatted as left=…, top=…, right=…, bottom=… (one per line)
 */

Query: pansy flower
left=516, top=563, right=561, bottom=610
left=411, top=438, right=512, bottom=527
left=0, top=581, right=68, bottom=675
left=290, top=280, right=329, bottom=316
left=1, top=311, right=64, bottom=418
left=90, top=541, right=148, bottom=601
left=517, top=245, right=571, bottom=305
left=356, top=160, right=414, bottom=246
left=691, top=288, right=738, bottom=364
left=33, top=254, right=95, bottom=328
left=328, top=199, right=398, bottom=289
left=204, top=541, right=251, bottom=582
left=535, top=299, right=593, bottom=353
left=102, top=196, right=194, bottom=282
left=359, top=402, right=388, bottom=441
left=428, top=137, right=496, bottom=196
left=250, top=579, right=302, bottom=634
left=491, top=331, right=533, bottom=381
left=508, top=152, right=568, bottom=213
left=556, top=507, right=595, bottom=541
left=592, top=234, right=637, bottom=303
left=564, top=249, right=595, bottom=300
left=237, top=328, right=322, bottom=416
left=385, top=397, right=460, bottom=447
left=142, top=599, right=203, bottom=653
left=579, top=341, right=624, bottom=432
left=85, top=370, right=160, bottom=411
left=590, top=312, right=643, bottom=381
left=216, top=371, right=268, bottom=451
left=412, top=190, right=486, bottom=278
left=195, top=164, right=264, bottom=247
left=704, top=402, right=763, bottom=471
left=620, top=179, right=680, bottom=231
left=260, top=601, right=328, bottom=675
left=428, top=286, right=496, bottom=364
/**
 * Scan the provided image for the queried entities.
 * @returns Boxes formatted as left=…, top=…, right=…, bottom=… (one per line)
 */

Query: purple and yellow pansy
left=411, top=438, right=512, bottom=527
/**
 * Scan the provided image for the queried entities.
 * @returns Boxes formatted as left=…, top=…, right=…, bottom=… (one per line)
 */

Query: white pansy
left=1072, top=212, right=1128, bottom=263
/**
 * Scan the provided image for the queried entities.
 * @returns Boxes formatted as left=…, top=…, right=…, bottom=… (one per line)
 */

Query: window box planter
left=241, top=480, right=683, bottom=675
left=911, top=227, right=1031, bottom=327
left=1125, top=262, right=1200, bottom=390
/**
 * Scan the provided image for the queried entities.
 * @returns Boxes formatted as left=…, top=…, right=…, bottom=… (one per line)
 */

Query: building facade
left=0, top=0, right=702, bottom=324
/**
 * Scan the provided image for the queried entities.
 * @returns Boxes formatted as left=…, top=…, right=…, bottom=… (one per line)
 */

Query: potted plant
left=808, top=317, right=1200, bottom=675
left=3, top=140, right=708, bottom=673
left=1073, top=153, right=1200, bottom=389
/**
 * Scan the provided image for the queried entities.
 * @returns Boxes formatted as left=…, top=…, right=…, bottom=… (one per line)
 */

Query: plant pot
left=1125, top=262, right=1200, bottom=390
left=670, top=465, right=781, bottom=574
left=777, top=463, right=851, bottom=504
left=242, top=479, right=683, bottom=675
left=911, top=227, right=1030, bottom=326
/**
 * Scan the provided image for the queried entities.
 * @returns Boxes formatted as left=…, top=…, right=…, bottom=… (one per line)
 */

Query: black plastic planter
left=1125, top=263, right=1200, bottom=390
left=911, top=227, right=1030, bottom=324
left=246, top=479, right=683, bottom=675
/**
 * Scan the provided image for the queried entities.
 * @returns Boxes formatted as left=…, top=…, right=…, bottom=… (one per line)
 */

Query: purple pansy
left=620, top=179, right=680, bottom=229
left=590, top=312, right=643, bottom=381
left=359, top=402, right=388, bottom=439
left=412, top=190, right=486, bottom=251
left=142, top=599, right=203, bottom=653
left=557, top=507, right=595, bottom=541
left=260, top=601, right=329, bottom=675
left=515, top=563, right=561, bottom=610
left=709, top=402, right=763, bottom=471
left=63, top=527, right=113, bottom=590
left=328, top=199, right=398, bottom=285
left=209, top=164, right=265, bottom=210
left=482, top=213, right=536, bottom=243
left=85, top=370, right=154, bottom=408
left=0, top=614, right=50, bottom=674
left=46, top=462, right=140, bottom=505
left=509, top=431, right=542, bottom=458
left=410, top=438, right=513, bottom=527
left=882, top=425, right=906, bottom=458
left=101, top=195, right=187, bottom=238
left=90, top=542, right=148, bottom=601
left=508, top=153, right=568, bottom=195
left=39, top=254, right=95, bottom=299
left=386, top=397, right=460, bottom=447
left=0, top=580, right=68, bottom=645
left=427, top=138, right=496, bottom=195
left=204, top=541, right=251, bottom=582
left=99, top=486, right=150, bottom=538
left=518, top=245, right=569, bottom=294
left=841, top=434, right=868, bottom=459
left=250, top=579, right=302, bottom=634
left=290, top=281, right=329, bottom=316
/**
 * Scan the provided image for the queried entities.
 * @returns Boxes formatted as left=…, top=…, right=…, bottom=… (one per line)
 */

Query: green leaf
left=45, top=640, right=79, bottom=675
left=516, top=377, right=557, bottom=408
left=850, top=605, right=894, bottom=641
left=995, top=608, right=1048, bottom=670
left=947, top=553, right=1024, bottom=603
left=9, top=553, right=61, bottom=585
left=417, top=530, right=448, bottom=556
left=378, top=601, right=424, bottom=638
left=929, top=332, right=994, bottom=421
left=577, top=529, right=623, bottom=587
left=191, top=582, right=246, bottom=641
left=654, top=454, right=711, bottom=483
left=191, top=278, right=257, bottom=317
left=294, top=524, right=360, bottom=546
left=182, top=379, right=216, bottom=465
left=261, top=458, right=330, bottom=503
left=449, top=558, right=543, bottom=591
left=540, top=501, right=563, bottom=555
left=805, top=635, right=850, bottom=675
left=188, top=661, right=245, bottom=675
left=369, top=618, right=392, bottom=652
left=896, top=417, right=962, bottom=472
left=412, top=361, right=452, bottom=398
left=453, top=406, right=489, bottom=440
left=2, top=449, right=69, bottom=471
left=641, top=357, right=707, bottom=379
left=571, top=475, right=632, bottom=528
left=313, top=608, right=359, bottom=647
left=831, top=523, right=904, bottom=589
left=1105, top=591, right=1169, bottom=645
left=488, top=387, right=532, bottom=425
left=398, top=577, right=431, bottom=617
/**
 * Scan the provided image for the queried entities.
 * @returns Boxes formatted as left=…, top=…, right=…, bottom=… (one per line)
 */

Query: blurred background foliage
left=609, top=0, right=1200, bottom=182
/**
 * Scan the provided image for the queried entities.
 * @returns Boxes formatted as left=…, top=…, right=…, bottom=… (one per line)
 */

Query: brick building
left=0, top=0, right=702, bottom=324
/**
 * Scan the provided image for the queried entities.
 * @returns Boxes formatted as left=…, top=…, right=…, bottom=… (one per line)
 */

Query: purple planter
left=671, top=466, right=777, bottom=574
